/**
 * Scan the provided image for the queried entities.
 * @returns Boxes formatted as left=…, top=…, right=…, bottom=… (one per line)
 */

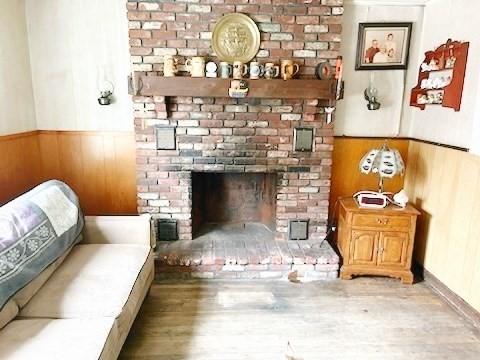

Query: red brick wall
left=128, top=0, right=343, bottom=241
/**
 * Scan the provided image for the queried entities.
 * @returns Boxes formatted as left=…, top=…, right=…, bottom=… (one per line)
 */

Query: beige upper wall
left=336, top=3, right=424, bottom=137
left=404, top=0, right=480, bottom=149
left=25, top=0, right=133, bottom=132
left=0, top=0, right=36, bottom=136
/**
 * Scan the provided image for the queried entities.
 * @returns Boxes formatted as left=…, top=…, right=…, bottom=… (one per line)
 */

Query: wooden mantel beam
left=130, top=76, right=337, bottom=101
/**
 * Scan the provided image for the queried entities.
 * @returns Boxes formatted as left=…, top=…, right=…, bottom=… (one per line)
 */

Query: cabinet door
left=377, top=232, right=409, bottom=268
left=349, top=230, right=379, bottom=266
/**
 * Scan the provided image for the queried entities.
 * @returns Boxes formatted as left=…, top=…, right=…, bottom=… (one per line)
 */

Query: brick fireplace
left=128, top=0, right=343, bottom=244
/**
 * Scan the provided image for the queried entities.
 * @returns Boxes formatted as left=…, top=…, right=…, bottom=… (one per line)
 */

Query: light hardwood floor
left=120, top=279, right=480, bottom=360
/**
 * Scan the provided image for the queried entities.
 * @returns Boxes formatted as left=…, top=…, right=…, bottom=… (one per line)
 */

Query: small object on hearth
left=288, top=271, right=300, bottom=283
left=315, top=61, right=334, bottom=80
left=325, top=107, right=335, bottom=124
left=206, top=61, right=218, bottom=78
left=280, top=60, right=300, bottom=80
left=228, top=79, right=249, bottom=98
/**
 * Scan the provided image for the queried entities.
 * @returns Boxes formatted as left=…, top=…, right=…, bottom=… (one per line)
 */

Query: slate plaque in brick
left=289, top=220, right=309, bottom=240
left=157, top=219, right=178, bottom=241
left=294, top=127, right=314, bottom=152
left=155, top=126, right=176, bottom=150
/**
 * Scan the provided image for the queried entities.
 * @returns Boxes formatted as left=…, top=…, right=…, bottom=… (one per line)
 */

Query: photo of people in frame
left=356, top=23, right=412, bottom=70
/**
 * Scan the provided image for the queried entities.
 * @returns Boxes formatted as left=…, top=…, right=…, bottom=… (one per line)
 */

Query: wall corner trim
left=344, top=0, right=430, bottom=6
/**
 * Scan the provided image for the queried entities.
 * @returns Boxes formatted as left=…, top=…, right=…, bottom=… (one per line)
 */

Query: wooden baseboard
left=416, top=264, right=480, bottom=329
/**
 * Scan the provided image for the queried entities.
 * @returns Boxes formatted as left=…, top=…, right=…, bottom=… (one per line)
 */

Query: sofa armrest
left=82, top=215, right=154, bottom=248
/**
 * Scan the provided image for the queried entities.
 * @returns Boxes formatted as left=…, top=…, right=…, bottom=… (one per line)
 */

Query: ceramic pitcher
left=186, top=56, right=206, bottom=77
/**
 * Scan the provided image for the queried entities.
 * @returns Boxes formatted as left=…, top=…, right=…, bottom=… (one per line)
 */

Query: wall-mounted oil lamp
left=364, top=73, right=381, bottom=110
left=98, top=80, right=114, bottom=106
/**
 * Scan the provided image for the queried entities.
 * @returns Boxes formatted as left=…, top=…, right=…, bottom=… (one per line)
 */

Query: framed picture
left=356, top=22, right=412, bottom=70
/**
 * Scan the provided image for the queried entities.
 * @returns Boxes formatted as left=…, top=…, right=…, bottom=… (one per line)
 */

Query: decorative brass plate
left=212, top=13, right=261, bottom=64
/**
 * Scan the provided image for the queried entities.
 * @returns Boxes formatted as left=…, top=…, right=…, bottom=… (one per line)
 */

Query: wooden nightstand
left=337, top=198, right=420, bottom=284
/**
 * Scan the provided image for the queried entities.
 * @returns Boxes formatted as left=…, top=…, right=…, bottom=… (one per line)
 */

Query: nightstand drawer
left=352, top=214, right=411, bottom=229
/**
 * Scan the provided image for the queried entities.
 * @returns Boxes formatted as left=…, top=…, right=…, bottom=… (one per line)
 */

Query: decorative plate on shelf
left=212, top=13, right=260, bottom=64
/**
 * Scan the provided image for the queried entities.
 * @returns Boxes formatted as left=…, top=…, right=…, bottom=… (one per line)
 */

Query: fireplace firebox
left=192, top=172, right=277, bottom=237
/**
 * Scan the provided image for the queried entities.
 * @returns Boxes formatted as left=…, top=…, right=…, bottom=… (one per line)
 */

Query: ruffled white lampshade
left=359, top=142, right=405, bottom=192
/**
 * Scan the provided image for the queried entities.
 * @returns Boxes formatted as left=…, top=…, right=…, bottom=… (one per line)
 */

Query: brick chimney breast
left=128, top=0, right=343, bottom=241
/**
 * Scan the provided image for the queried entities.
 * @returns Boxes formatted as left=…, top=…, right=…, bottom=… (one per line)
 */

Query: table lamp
left=359, top=141, right=405, bottom=193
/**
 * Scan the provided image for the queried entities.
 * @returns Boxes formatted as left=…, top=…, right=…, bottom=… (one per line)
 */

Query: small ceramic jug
left=185, top=56, right=206, bottom=77
left=219, top=62, right=232, bottom=79
left=264, top=62, right=280, bottom=79
left=232, top=61, right=248, bottom=80
left=249, top=62, right=265, bottom=80
left=281, top=60, right=300, bottom=80
left=163, top=55, right=179, bottom=77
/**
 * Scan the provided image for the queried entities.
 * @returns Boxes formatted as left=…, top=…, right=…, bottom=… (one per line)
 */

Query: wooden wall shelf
left=410, top=39, right=469, bottom=112
left=130, top=75, right=337, bottom=101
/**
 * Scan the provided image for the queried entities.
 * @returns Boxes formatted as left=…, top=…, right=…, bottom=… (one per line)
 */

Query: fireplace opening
left=192, top=172, right=277, bottom=238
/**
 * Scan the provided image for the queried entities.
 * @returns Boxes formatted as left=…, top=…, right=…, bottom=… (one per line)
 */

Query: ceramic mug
left=163, top=55, right=179, bottom=77
left=185, top=56, right=206, bottom=77
left=232, top=61, right=248, bottom=80
left=219, top=62, right=232, bottom=79
left=249, top=62, right=265, bottom=80
left=264, top=62, right=280, bottom=79
left=281, top=60, right=300, bottom=80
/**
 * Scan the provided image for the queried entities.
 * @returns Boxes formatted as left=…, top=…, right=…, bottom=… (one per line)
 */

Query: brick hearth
left=156, top=223, right=339, bottom=280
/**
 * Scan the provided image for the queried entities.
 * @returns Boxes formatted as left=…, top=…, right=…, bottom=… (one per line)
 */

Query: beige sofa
left=0, top=215, right=154, bottom=360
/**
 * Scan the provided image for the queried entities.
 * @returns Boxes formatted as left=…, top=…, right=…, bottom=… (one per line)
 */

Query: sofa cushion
left=20, top=244, right=151, bottom=319
left=0, top=180, right=84, bottom=310
left=12, top=245, right=74, bottom=309
left=0, top=318, right=114, bottom=360
left=0, top=300, right=18, bottom=330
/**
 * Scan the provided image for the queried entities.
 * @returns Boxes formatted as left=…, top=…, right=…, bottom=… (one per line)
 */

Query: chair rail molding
left=344, top=0, right=430, bottom=6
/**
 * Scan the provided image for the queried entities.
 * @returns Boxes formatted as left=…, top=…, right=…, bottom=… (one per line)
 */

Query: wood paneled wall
left=404, top=141, right=480, bottom=312
left=2, top=131, right=480, bottom=313
left=37, top=131, right=137, bottom=215
left=330, top=137, right=409, bottom=214
left=0, top=131, right=137, bottom=215
left=0, top=131, right=43, bottom=204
